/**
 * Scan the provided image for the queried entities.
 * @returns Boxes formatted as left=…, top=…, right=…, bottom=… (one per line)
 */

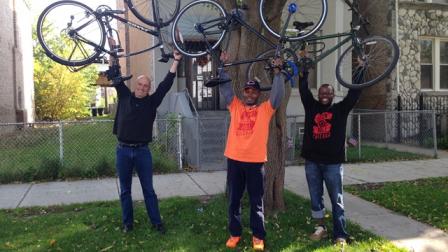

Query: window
left=421, top=40, right=433, bottom=89
left=420, top=38, right=448, bottom=91
left=417, top=0, right=448, bottom=4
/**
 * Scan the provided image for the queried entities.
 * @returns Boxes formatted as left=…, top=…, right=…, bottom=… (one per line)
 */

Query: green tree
left=33, top=24, right=97, bottom=121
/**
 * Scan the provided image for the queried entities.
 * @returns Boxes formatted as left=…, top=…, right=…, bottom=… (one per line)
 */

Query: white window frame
left=420, top=37, right=448, bottom=92
left=418, top=0, right=448, bottom=4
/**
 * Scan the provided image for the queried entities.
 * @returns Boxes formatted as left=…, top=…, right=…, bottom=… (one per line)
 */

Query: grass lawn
left=0, top=192, right=404, bottom=252
left=345, top=177, right=448, bottom=232
left=289, top=145, right=428, bottom=165
left=346, top=145, right=428, bottom=163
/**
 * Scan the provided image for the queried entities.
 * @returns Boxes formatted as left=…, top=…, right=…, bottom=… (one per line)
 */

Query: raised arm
left=218, top=51, right=234, bottom=106
left=107, top=36, right=130, bottom=97
left=269, top=58, right=285, bottom=109
left=151, top=50, right=182, bottom=107
left=298, top=70, right=314, bottom=109
left=339, top=66, right=363, bottom=112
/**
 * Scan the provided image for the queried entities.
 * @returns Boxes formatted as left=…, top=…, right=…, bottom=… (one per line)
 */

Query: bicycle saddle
left=293, top=21, right=314, bottom=31
left=205, top=77, right=232, bottom=87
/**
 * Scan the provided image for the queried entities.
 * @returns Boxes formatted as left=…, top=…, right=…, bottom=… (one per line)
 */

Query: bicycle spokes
left=336, top=36, right=399, bottom=89
left=172, top=0, right=227, bottom=57
left=38, top=2, right=105, bottom=66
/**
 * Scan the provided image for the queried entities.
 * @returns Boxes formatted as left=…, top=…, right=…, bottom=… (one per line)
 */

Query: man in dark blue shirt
left=113, top=50, right=182, bottom=234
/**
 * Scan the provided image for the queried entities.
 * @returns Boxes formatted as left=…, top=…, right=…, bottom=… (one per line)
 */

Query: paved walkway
left=0, top=159, right=447, bottom=252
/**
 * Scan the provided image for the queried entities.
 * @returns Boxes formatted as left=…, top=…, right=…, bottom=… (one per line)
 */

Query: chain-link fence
left=0, top=118, right=182, bottom=184
left=286, top=110, right=438, bottom=164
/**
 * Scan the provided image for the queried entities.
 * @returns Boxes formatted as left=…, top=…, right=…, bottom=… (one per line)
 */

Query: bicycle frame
left=71, top=8, right=168, bottom=59
left=195, top=0, right=298, bottom=68
left=293, top=0, right=367, bottom=67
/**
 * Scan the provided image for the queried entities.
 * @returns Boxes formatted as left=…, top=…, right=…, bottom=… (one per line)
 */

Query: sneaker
left=335, top=237, right=347, bottom=246
left=252, top=236, right=264, bottom=251
left=225, top=236, right=241, bottom=249
left=309, top=225, right=328, bottom=241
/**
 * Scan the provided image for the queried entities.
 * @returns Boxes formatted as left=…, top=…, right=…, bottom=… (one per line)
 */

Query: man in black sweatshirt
left=113, top=50, right=182, bottom=234
left=299, top=67, right=362, bottom=245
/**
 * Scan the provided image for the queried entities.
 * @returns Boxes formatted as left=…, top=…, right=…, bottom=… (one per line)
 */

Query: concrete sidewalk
left=0, top=159, right=447, bottom=251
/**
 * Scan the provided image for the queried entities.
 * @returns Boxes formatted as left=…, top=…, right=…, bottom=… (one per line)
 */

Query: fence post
left=358, top=113, right=361, bottom=159
left=432, top=111, right=438, bottom=158
left=397, top=95, right=402, bottom=142
left=196, top=117, right=200, bottom=169
left=58, top=121, right=64, bottom=165
left=384, top=112, right=388, bottom=148
left=177, top=115, right=183, bottom=170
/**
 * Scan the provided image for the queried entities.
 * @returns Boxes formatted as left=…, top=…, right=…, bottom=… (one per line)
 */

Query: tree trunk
left=220, top=0, right=288, bottom=214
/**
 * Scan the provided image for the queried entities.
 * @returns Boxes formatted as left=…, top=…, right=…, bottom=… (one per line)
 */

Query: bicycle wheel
left=125, top=0, right=180, bottom=27
left=336, top=36, right=399, bottom=89
left=246, top=48, right=298, bottom=90
left=37, top=0, right=105, bottom=66
left=259, top=0, right=328, bottom=41
left=171, top=0, right=227, bottom=57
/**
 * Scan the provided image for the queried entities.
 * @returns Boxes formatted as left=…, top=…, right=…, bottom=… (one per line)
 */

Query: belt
left=118, top=142, right=147, bottom=148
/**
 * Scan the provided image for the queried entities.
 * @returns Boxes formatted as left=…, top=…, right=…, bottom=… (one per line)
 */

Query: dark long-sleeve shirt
left=299, top=72, right=361, bottom=164
left=113, top=72, right=176, bottom=143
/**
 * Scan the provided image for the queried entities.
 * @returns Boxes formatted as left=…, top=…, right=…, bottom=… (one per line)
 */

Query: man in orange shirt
left=218, top=52, right=285, bottom=251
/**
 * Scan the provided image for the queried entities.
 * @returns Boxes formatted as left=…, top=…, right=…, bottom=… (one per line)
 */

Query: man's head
left=318, top=84, right=335, bottom=106
left=243, top=80, right=261, bottom=106
left=134, top=75, right=151, bottom=98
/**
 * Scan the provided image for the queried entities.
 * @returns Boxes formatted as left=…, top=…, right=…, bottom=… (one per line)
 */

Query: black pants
left=227, top=158, right=266, bottom=240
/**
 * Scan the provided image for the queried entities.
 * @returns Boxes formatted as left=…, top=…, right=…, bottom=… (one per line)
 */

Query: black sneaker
left=152, top=223, right=166, bottom=234
left=123, top=224, right=133, bottom=233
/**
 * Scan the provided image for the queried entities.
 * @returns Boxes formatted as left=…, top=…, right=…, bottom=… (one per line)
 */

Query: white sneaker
left=309, top=225, right=328, bottom=241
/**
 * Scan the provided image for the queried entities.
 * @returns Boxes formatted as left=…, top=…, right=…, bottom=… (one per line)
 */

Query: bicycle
left=36, top=0, right=180, bottom=69
left=247, top=0, right=400, bottom=90
left=171, top=0, right=327, bottom=57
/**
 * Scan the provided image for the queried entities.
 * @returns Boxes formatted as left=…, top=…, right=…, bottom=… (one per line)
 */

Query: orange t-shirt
left=224, top=97, right=276, bottom=163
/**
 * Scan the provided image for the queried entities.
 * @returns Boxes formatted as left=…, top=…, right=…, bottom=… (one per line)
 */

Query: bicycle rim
left=37, top=0, right=105, bottom=66
left=246, top=48, right=298, bottom=90
left=259, top=0, right=327, bottom=41
left=336, top=36, right=399, bottom=89
left=171, top=0, right=227, bottom=57
left=126, top=0, right=179, bottom=27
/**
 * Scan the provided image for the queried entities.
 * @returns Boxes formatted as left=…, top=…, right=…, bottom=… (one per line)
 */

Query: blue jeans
left=116, top=145, right=162, bottom=227
left=305, top=160, right=347, bottom=239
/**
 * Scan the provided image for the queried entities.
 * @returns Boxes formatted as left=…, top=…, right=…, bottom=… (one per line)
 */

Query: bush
left=152, top=149, right=178, bottom=174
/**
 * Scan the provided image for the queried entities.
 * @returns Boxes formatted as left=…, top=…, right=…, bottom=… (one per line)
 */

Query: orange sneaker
left=226, top=236, right=241, bottom=249
left=252, top=236, right=264, bottom=251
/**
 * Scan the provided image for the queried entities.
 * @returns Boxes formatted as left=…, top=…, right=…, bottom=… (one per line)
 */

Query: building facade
left=0, top=0, right=34, bottom=124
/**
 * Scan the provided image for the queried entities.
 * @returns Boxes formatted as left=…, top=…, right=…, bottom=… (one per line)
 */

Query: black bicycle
left=36, top=0, right=180, bottom=68
left=279, top=0, right=399, bottom=89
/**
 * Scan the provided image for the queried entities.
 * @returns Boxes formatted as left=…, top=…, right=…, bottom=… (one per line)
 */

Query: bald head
left=134, top=75, right=152, bottom=98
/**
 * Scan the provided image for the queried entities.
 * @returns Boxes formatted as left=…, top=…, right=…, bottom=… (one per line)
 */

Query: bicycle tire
left=336, top=36, right=399, bottom=89
left=37, top=0, right=105, bottom=66
left=171, top=0, right=227, bottom=57
left=125, top=0, right=180, bottom=27
left=246, top=48, right=298, bottom=90
left=259, top=0, right=328, bottom=41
